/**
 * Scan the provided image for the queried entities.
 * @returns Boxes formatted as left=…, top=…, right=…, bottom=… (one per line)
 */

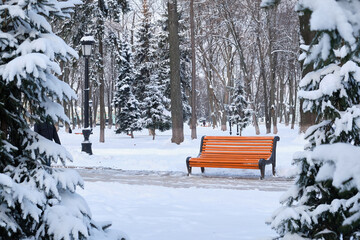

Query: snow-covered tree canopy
left=0, top=0, right=127, bottom=239
left=297, top=0, right=360, bottom=148
left=269, top=1, right=360, bottom=239
left=0, top=0, right=80, bottom=169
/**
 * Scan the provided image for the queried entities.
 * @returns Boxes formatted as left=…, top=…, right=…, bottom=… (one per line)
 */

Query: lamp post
left=80, top=35, right=95, bottom=155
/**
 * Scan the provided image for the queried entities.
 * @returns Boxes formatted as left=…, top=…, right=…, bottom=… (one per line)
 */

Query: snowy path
left=75, top=167, right=293, bottom=240
left=74, top=167, right=294, bottom=191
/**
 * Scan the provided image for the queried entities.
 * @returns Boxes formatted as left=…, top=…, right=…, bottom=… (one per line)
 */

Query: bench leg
left=201, top=167, right=205, bottom=173
left=258, top=158, right=265, bottom=180
left=272, top=163, right=276, bottom=176
left=186, top=157, right=192, bottom=176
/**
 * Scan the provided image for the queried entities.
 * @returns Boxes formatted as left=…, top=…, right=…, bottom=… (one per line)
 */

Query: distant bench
left=186, top=136, right=280, bottom=179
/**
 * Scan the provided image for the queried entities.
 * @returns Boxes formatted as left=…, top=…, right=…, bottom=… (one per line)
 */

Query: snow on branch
left=297, top=0, right=356, bottom=47
left=2, top=53, right=60, bottom=85
left=26, top=129, right=73, bottom=164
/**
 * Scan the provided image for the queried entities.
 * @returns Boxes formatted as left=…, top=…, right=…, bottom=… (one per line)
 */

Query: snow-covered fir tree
left=141, top=76, right=171, bottom=140
left=133, top=0, right=153, bottom=103
left=0, top=0, right=126, bottom=239
left=228, top=80, right=251, bottom=136
left=154, top=14, right=171, bottom=104
left=114, top=38, right=142, bottom=138
left=269, top=1, right=360, bottom=239
left=133, top=0, right=171, bottom=139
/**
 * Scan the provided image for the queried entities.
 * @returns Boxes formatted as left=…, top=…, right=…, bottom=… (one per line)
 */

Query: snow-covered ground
left=57, top=123, right=305, bottom=240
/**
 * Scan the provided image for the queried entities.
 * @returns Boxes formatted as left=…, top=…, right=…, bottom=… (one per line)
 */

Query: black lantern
left=80, top=35, right=95, bottom=155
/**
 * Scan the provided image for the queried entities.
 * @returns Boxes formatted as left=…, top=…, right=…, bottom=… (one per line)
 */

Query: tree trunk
left=99, top=68, right=105, bottom=142
left=299, top=10, right=316, bottom=133
left=190, top=0, right=197, bottom=140
left=98, top=19, right=105, bottom=143
left=75, top=100, right=81, bottom=129
left=278, top=67, right=285, bottom=124
left=267, top=8, right=278, bottom=135
left=168, top=0, right=184, bottom=145
left=291, top=79, right=297, bottom=130
left=256, top=31, right=271, bottom=133
left=70, top=100, right=76, bottom=130
left=221, top=115, right=227, bottom=131
left=252, top=111, right=260, bottom=135
left=107, top=94, right=112, bottom=129
left=149, top=128, right=155, bottom=140
left=107, top=53, right=115, bottom=129
left=287, top=64, right=294, bottom=128
left=93, top=94, right=98, bottom=128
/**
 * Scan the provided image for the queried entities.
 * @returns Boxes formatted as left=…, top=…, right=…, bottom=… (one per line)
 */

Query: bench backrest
left=200, top=136, right=279, bottom=161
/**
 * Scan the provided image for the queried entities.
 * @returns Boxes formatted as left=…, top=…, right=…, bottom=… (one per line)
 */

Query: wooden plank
left=203, top=142, right=273, bottom=146
left=204, top=136, right=275, bottom=140
left=190, top=158, right=270, bottom=162
left=189, top=163, right=259, bottom=169
left=202, top=147, right=273, bottom=151
left=203, top=140, right=273, bottom=144
left=201, top=152, right=271, bottom=156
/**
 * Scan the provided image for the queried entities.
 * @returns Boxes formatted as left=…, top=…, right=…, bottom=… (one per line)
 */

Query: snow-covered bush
left=268, top=0, right=360, bottom=239
left=0, top=0, right=126, bottom=239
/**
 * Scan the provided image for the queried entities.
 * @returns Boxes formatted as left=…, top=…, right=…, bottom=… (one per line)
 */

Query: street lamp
left=80, top=35, right=95, bottom=155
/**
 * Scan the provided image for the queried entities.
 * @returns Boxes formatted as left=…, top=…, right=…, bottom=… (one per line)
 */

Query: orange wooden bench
left=186, top=136, right=280, bottom=179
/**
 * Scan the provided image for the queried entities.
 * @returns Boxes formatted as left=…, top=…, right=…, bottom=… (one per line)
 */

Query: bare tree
left=168, top=0, right=184, bottom=144
left=190, top=0, right=197, bottom=139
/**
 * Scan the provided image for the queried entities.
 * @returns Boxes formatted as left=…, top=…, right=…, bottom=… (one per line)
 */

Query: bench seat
left=186, top=136, right=280, bottom=179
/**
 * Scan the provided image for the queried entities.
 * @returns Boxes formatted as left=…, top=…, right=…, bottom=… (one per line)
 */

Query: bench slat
left=203, top=141, right=274, bottom=145
left=205, top=136, right=275, bottom=140
left=203, top=142, right=273, bottom=146
left=190, top=163, right=259, bottom=169
left=201, top=152, right=272, bottom=155
left=203, top=147, right=273, bottom=151
left=192, top=161, right=266, bottom=164
left=190, top=157, right=267, bottom=163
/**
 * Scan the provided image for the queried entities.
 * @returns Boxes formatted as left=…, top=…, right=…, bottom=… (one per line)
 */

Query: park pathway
left=75, top=167, right=294, bottom=192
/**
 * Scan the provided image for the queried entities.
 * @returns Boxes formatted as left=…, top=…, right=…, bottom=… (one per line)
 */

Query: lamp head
left=80, top=35, right=95, bottom=57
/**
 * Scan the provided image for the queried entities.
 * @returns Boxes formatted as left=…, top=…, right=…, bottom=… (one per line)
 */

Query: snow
left=29, top=10, right=52, bottom=33
left=54, top=123, right=305, bottom=239
left=28, top=130, right=73, bottom=164
left=80, top=182, right=282, bottom=240
left=0, top=174, right=13, bottom=188
left=44, top=191, right=91, bottom=240
left=80, top=36, right=95, bottom=42
left=260, top=0, right=280, bottom=8
left=311, top=143, right=360, bottom=191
